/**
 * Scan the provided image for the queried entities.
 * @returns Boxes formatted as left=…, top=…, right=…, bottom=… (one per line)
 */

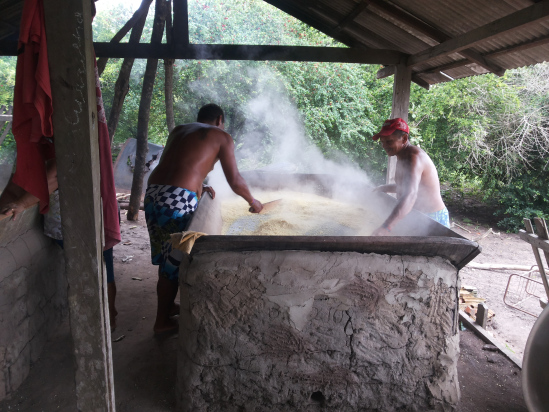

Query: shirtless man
left=145, top=103, right=263, bottom=334
left=371, top=118, right=449, bottom=236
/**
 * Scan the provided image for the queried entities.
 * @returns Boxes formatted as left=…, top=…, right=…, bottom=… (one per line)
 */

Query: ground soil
left=0, top=200, right=540, bottom=411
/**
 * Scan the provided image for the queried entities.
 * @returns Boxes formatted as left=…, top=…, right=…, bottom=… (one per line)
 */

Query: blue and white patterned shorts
left=425, top=207, right=450, bottom=228
left=144, top=184, right=198, bottom=281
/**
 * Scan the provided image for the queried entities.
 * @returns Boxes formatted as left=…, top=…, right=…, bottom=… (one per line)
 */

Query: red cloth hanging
left=94, top=58, right=121, bottom=250
left=12, top=0, right=54, bottom=213
left=12, top=0, right=120, bottom=249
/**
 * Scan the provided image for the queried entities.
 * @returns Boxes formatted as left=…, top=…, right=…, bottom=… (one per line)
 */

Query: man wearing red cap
left=371, top=118, right=449, bottom=235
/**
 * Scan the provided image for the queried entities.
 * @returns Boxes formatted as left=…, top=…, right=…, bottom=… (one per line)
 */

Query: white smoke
left=193, top=64, right=372, bottom=203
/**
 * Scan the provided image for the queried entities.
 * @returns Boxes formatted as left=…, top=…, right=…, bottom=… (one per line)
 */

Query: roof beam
left=334, top=0, right=372, bottom=32
left=370, top=0, right=505, bottom=75
left=408, top=0, right=549, bottom=68
left=93, top=42, right=404, bottom=64
left=263, top=0, right=376, bottom=49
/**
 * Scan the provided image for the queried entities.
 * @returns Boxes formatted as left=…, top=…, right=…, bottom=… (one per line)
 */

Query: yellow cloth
left=168, top=231, right=207, bottom=255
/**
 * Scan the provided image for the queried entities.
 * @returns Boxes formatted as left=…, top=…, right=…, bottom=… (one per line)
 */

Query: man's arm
left=218, top=133, right=263, bottom=213
left=372, top=155, right=422, bottom=235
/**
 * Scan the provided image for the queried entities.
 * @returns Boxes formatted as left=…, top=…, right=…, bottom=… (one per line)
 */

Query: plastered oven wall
left=178, top=250, right=461, bottom=411
left=0, top=206, right=67, bottom=401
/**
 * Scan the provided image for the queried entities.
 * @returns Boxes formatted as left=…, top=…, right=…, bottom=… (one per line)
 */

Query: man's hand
left=0, top=202, right=26, bottom=221
left=248, top=199, right=263, bottom=213
left=202, top=185, right=215, bottom=199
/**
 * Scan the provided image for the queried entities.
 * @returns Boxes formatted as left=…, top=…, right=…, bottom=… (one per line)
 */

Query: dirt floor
left=0, top=204, right=537, bottom=411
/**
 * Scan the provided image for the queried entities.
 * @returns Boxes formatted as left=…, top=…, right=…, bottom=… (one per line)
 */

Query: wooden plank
left=386, top=62, right=411, bottom=185
left=172, top=0, right=189, bottom=47
left=408, top=0, right=549, bottom=68
left=459, top=310, right=522, bottom=369
left=519, top=230, right=549, bottom=253
left=93, top=42, right=404, bottom=64
left=0, top=114, right=12, bottom=122
left=43, top=0, right=115, bottom=410
left=467, top=262, right=540, bottom=271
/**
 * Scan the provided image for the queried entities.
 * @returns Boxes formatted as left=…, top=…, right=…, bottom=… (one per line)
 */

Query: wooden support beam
left=93, top=42, right=404, bottom=64
left=43, top=0, right=115, bottom=410
left=96, top=0, right=153, bottom=76
left=173, top=0, right=189, bottom=47
left=459, top=310, right=522, bottom=369
left=334, top=0, right=372, bottom=32
left=377, top=65, right=395, bottom=79
left=457, top=49, right=505, bottom=76
left=376, top=65, right=429, bottom=89
left=408, top=0, right=549, bottom=68
left=387, top=62, right=411, bottom=185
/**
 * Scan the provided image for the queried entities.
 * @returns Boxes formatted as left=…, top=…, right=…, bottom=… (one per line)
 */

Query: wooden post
left=387, top=62, right=411, bottom=184
left=173, top=0, right=189, bottom=48
left=44, top=0, right=115, bottom=410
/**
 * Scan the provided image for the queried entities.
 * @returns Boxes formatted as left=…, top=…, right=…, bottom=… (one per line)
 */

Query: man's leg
left=104, top=248, right=117, bottom=331
left=107, top=282, right=117, bottom=331
left=154, top=269, right=179, bottom=334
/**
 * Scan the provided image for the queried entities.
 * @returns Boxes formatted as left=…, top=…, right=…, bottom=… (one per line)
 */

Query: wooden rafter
left=263, top=0, right=378, bottom=49
left=334, top=0, right=372, bottom=32
left=419, top=32, right=549, bottom=75
left=370, top=0, right=505, bottom=76
left=93, top=42, right=404, bottom=65
left=408, top=0, right=549, bottom=68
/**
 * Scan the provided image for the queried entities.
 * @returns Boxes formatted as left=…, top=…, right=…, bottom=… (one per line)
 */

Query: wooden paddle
left=250, top=199, right=283, bottom=213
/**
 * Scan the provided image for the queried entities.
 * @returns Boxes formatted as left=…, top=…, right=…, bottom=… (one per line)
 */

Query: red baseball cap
left=372, top=118, right=409, bottom=141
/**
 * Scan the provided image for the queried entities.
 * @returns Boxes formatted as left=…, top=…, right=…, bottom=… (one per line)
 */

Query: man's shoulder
left=172, top=123, right=230, bottom=140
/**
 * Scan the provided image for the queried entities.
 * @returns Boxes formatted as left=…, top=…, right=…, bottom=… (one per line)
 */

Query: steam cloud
left=189, top=63, right=373, bottom=204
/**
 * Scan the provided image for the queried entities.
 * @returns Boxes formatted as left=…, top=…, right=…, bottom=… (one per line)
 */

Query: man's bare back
left=148, top=122, right=259, bottom=207
left=394, top=145, right=445, bottom=214
left=149, top=123, right=226, bottom=198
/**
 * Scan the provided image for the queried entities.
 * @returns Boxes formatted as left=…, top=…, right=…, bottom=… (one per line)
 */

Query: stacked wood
left=460, top=287, right=495, bottom=322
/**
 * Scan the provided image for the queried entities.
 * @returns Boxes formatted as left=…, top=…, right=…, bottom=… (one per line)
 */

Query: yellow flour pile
left=221, top=190, right=382, bottom=236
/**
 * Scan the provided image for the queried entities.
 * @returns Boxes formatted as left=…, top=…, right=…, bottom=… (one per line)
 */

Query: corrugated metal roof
left=1, top=0, right=549, bottom=86
left=265, top=0, right=549, bottom=85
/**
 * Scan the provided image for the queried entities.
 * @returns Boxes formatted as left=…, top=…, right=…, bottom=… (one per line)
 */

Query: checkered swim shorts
left=144, top=184, right=198, bottom=281
left=425, top=207, right=450, bottom=228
